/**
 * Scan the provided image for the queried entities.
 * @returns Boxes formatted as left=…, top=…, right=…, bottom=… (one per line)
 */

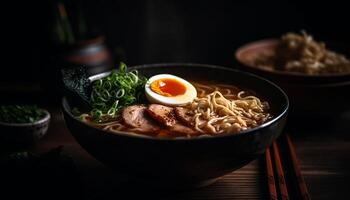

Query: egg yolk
left=150, top=78, right=186, bottom=97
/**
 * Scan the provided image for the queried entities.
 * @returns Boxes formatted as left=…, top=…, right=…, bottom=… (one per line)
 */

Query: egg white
left=145, top=74, right=197, bottom=106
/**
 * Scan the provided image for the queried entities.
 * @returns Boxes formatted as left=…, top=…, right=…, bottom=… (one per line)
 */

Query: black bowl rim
left=62, top=63, right=289, bottom=141
left=235, top=38, right=350, bottom=78
left=0, top=109, right=50, bottom=127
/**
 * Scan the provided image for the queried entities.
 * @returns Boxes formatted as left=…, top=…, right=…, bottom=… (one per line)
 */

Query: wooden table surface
left=28, top=107, right=350, bottom=200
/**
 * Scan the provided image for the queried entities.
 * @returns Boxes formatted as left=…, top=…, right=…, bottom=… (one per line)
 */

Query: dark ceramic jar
left=40, top=35, right=113, bottom=101
left=62, top=36, right=113, bottom=76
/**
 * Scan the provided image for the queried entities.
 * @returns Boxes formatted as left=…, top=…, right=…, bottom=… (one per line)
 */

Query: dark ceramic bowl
left=62, top=63, right=289, bottom=189
left=235, top=39, right=350, bottom=118
left=0, top=109, right=50, bottom=152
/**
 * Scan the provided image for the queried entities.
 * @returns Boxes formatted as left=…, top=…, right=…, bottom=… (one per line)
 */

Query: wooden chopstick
left=285, top=134, right=311, bottom=200
left=265, top=148, right=278, bottom=200
left=265, top=134, right=311, bottom=200
left=272, top=141, right=290, bottom=200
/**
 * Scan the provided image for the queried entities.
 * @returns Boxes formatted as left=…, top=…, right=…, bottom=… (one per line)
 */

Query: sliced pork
left=174, top=107, right=193, bottom=126
left=147, top=104, right=197, bottom=135
left=122, top=105, right=159, bottom=132
left=147, top=104, right=176, bottom=127
left=169, top=123, right=197, bottom=135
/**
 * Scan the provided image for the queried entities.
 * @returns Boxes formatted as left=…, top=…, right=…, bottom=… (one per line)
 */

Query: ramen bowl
left=235, top=39, right=350, bottom=119
left=62, top=63, right=289, bottom=189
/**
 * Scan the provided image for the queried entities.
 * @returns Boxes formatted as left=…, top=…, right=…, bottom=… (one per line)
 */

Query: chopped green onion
left=90, top=62, right=147, bottom=123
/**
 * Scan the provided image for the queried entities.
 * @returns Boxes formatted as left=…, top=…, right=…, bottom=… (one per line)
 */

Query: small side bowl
left=0, top=109, right=50, bottom=151
left=235, top=39, right=350, bottom=118
left=235, top=39, right=350, bottom=84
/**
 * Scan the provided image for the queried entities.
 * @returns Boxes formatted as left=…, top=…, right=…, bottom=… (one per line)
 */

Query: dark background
left=3, top=0, right=350, bottom=82
left=2, top=2, right=350, bottom=199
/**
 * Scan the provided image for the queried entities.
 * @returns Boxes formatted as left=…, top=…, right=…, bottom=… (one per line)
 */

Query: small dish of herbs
left=0, top=105, right=50, bottom=149
left=0, top=105, right=47, bottom=124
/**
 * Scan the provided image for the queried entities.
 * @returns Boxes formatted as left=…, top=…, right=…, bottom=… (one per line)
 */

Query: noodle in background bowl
left=235, top=39, right=350, bottom=119
left=62, top=63, right=289, bottom=189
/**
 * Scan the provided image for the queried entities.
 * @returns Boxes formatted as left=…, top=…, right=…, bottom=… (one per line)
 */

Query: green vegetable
left=90, top=62, right=147, bottom=122
left=0, top=105, right=46, bottom=123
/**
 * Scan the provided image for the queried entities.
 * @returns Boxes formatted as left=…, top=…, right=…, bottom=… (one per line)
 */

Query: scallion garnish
left=90, top=63, right=147, bottom=122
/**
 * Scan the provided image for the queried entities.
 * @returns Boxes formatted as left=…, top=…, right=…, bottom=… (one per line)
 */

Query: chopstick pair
left=265, top=134, right=311, bottom=200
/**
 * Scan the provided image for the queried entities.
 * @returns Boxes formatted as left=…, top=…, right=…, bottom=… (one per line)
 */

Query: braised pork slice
left=147, top=104, right=176, bottom=127
left=147, top=104, right=197, bottom=135
left=169, top=123, right=197, bottom=135
left=122, top=105, right=159, bottom=132
left=174, top=107, right=193, bottom=126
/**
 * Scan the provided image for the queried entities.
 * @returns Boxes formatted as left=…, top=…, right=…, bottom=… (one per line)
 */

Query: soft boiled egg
left=145, top=74, right=197, bottom=106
